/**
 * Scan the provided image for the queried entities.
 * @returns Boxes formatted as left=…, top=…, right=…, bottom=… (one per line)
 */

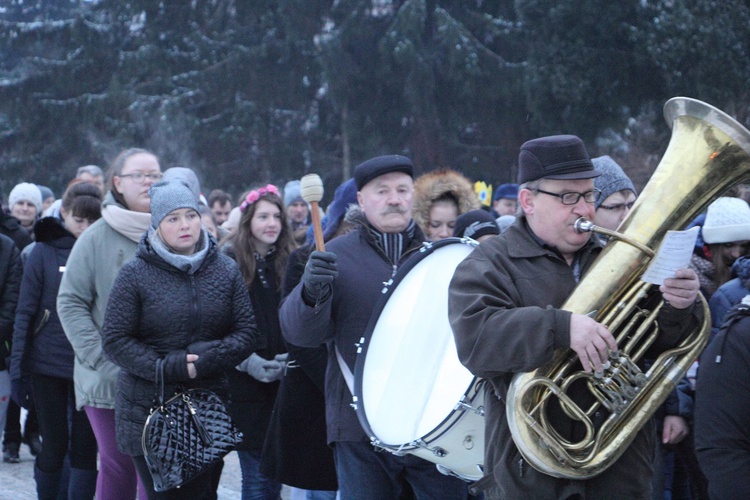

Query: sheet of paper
left=641, top=226, right=700, bottom=285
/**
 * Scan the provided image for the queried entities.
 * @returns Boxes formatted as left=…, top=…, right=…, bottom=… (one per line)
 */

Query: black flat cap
left=353, top=155, right=414, bottom=190
left=517, top=135, right=601, bottom=185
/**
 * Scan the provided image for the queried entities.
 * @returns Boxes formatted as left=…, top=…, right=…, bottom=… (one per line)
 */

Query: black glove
left=11, top=378, right=31, bottom=409
left=302, top=251, right=338, bottom=303
left=162, top=350, right=191, bottom=382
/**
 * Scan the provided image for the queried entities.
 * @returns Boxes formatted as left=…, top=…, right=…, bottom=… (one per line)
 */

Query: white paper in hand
left=641, top=226, right=700, bottom=285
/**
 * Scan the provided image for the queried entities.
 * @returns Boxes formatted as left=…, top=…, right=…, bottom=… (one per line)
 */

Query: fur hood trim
left=412, top=169, right=479, bottom=231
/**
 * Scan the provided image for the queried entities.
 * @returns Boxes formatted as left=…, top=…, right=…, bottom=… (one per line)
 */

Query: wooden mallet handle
left=300, top=174, right=325, bottom=251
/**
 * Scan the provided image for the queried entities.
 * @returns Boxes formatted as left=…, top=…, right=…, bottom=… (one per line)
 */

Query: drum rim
left=353, top=237, right=478, bottom=449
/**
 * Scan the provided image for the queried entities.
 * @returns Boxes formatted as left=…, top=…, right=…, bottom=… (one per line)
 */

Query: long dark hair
left=227, top=190, right=297, bottom=290
left=105, top=148, right=159, bottom=209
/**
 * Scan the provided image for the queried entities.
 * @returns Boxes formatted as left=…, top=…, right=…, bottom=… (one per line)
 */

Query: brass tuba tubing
left=506, top=97, right=750, bottom=480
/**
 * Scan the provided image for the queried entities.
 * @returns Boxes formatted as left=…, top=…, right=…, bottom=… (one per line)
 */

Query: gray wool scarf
left=148, top=226, right=210, bottom=274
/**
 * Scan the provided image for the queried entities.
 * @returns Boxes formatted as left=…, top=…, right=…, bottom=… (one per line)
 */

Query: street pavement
left=0, top=444, right=248, bottom=499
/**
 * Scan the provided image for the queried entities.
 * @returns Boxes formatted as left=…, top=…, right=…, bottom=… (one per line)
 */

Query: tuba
left=506, top=97, right=750, bottom=479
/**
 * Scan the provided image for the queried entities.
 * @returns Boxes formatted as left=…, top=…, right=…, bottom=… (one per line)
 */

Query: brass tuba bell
left=506, top=97, right=750, bottom=479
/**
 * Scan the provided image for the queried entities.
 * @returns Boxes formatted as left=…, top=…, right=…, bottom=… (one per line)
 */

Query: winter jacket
left=11, top=217, right=76, bottom=382
left=0, top=210, right=32, bottom=251
left=709, top=255, right=750, bottom=336
left=260, top=245, right=337, bottom=490
left=280, top=218, right=425, bottom=443
left=223, top=247, right=286, bottom=451
left=695, top=301, right=750, bottom=499
left=57, top=193, right=141, bottom=410
left=101, top=231, right=259, bottom=456
left=448, top=216, right=702, bottom=499
left=0, top=233, right=22, bottom=371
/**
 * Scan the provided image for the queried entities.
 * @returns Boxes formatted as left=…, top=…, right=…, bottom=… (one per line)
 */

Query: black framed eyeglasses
left=598, top=201, right=636, bottom=212
left=534, top=188, right=601, bottom=205
left=117, top=173, right=163, bottom=183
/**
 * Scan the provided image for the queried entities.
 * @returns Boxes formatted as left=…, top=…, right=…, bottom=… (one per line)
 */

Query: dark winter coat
left=448, top=215, right=703, bottom=499
left=280, top=219, right=425, bottom=443
left=0, top=233, right=22, bottom=371
left=223, top=248, right=286, bottom=451
left=695, top=302, right=750, bottom=499
left=101, top=232, right=260, bottom=456
left=709, top=255, right=750, bottom=336
left=0, top=210, right=32, bottom=251
left=11, top=217, right=76, bottom=381
left=261, top=245, right=337, bottom=490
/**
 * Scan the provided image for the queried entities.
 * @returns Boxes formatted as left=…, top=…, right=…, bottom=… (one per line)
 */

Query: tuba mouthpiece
left=574, top=218, right=594, bottom=234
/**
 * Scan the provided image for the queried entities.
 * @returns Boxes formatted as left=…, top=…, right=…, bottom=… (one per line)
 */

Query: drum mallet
left=300, top=174, right=326, bottom=251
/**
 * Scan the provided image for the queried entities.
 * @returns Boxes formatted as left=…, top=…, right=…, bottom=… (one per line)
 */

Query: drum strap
left=335, top=345, right=355, bottom=394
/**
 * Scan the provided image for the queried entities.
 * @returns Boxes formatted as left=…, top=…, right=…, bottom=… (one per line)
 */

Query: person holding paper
left=448, top=134, right=703, bottom=499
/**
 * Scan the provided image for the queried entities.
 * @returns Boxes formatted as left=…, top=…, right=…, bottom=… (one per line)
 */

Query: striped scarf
left=368, top=219, right=417, bottom=265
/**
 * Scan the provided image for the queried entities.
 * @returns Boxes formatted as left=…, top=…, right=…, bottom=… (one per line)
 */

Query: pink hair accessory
left=240, top=184, right=280, bottom=212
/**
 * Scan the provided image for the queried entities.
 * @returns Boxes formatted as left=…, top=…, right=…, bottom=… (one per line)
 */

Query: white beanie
left=283, top=180, right=305, bottom=207
left=702, top=197, right=750, bottom=244
left=9, top=182, right=43, bottom=212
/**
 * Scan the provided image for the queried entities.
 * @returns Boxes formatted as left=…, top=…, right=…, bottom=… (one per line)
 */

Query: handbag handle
left=154, top=358, right=166, bottom=407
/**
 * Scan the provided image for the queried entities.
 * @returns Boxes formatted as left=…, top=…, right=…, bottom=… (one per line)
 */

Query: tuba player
left=448, top=135, right=702, bottom=499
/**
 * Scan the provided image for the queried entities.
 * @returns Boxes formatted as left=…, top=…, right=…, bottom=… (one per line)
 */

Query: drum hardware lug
left=356, top=337, right=365, bottom=354
left=413, top=439, right=447, bottom=458
left=455, top=401, right=485, bottom=417
left=350, top=395, right=358, bottom=410
left=381, top=278, right=393, bottom=293
left=463, top=435, right=475, bottom=450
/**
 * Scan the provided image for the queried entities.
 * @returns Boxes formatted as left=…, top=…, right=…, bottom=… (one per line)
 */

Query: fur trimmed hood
left=412, top=169, right=479, bottom=231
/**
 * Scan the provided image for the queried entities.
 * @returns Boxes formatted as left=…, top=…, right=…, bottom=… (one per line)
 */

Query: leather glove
left=302, top=251, right=338, bottom=303
left=236, top=353, right=283, bottom=383
left=11, top=378, right=31, bottom=409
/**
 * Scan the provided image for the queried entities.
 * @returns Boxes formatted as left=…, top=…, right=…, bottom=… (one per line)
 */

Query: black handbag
left=141, top=358, right=243, bottom=492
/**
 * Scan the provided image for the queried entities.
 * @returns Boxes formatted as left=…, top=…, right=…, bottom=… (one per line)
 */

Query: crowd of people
left=0, top=135, right=748, bottom=500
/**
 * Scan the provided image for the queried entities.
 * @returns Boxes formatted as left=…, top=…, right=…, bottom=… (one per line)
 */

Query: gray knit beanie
left=592, top=156, right=637, bottom=209
left=162, top=167, right=202, bottom=201
left=149, top=180, right=200, bottom=228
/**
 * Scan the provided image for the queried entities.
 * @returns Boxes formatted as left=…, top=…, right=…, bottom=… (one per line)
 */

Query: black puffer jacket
left=102, top=232, right=260, bottom=456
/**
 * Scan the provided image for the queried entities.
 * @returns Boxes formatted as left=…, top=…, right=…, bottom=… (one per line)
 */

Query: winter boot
left=3, top=441, right=20, bottom=463
left=68, top=468, right=97, bottom=500
left=34, top=463, right=62, bottom=500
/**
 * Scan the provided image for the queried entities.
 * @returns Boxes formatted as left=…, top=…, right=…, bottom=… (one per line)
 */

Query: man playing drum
left=280, top=156, right=469, bottom=499
left=448, top=135, right=702, bottom=499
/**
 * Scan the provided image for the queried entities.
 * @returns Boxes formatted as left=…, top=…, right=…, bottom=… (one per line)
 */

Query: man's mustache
left=381, top=206, right=406, bottom=215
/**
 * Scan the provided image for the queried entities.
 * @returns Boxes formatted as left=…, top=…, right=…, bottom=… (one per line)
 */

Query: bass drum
left=354, top=237, right=485, bottom=481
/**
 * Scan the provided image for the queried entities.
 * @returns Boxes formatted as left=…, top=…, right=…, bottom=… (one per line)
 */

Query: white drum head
left=356, top=239, right=476, bottom=446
